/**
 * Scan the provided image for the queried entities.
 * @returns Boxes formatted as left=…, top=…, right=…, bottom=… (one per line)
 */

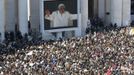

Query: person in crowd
left=86, top=19, right=92, bottom=34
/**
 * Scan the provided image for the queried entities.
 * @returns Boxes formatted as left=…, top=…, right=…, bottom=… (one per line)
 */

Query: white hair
left=58, top=3, right=65, bottom=9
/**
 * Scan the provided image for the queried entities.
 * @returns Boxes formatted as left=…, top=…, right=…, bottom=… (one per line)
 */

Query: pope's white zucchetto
left=58, top=3, right=65, bottom=9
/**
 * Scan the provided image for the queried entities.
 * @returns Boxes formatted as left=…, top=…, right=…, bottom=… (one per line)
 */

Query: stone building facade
left=0, top=0, right=132, bottom=41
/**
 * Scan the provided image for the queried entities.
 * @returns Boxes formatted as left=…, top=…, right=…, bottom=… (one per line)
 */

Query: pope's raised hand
left=45, top=9, right=51, bottom=16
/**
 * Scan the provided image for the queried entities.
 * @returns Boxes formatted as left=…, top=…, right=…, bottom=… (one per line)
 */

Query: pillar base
left=42, top=31, right=56, bottom=40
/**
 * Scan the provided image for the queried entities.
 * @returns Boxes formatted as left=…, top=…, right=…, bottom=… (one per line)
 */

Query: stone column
left=105, top=0, right=111, bottom=25
left=75, top=0, right=82, bottom=37
left=98, top=0, right=105, bottom=21
left=94, top=0, right=98, bottom=16
left=18, top=0, right=28, bottom=36
left=15, top=0, right=19, bottom=30
left=81, top=0, right=88, bottom=36
left=30, top=0, right=40, bottom=32
left=122, top=0, right=131, bottom=26
left=40, top=0, right=44, bottom=33
left=0, top=0, right=5, bottom=41
left=5, top=0, right=16, bottom=32
left=110, top=0, right=123, bottom=27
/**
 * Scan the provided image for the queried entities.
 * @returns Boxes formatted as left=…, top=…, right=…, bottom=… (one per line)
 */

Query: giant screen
left=44, top=0, right=77, bottom=30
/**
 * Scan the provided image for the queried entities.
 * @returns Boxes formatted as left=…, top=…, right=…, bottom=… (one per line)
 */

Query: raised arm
left=45, top=9, right=53, bottom=21
left=69, top=13, right=78, bottom=20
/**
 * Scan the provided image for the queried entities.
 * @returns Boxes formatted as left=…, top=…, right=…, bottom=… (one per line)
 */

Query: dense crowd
left=0, top=26, right=133, bottom=75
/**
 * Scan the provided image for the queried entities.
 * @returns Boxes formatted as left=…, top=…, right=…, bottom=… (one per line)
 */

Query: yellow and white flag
left=129, top=28, right=134, bottom=35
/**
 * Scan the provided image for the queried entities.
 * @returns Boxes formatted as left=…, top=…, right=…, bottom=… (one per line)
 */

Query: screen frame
left=40, top=0, right=82, bottom=36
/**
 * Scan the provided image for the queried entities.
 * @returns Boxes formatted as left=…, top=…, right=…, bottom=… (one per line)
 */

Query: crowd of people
left=0, top=26, right=133, bottom=75
left=86, top=17, right=118, bottom=34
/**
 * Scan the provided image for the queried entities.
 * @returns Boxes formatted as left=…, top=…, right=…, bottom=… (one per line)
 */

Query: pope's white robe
left=45, top=11, right=77, bottom=27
